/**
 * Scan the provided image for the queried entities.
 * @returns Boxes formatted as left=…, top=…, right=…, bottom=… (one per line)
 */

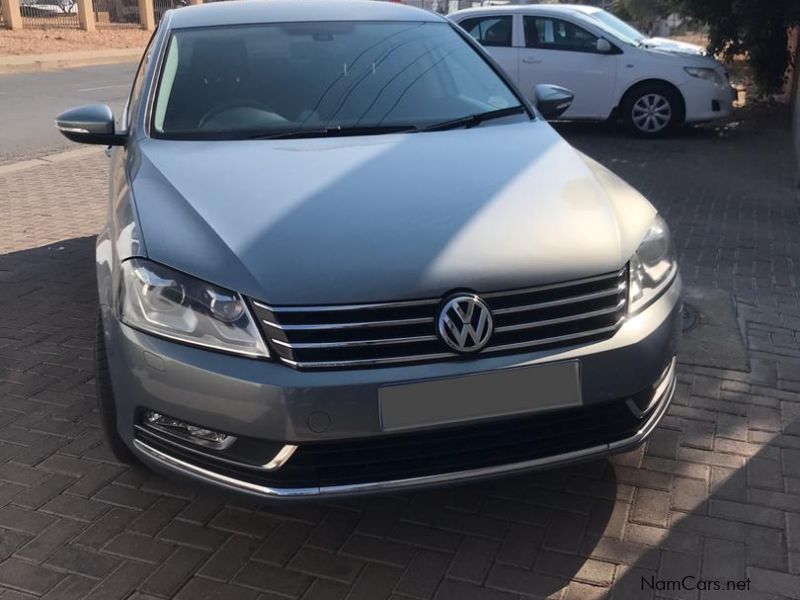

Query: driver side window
left=524, top=17, right=599, bottom=53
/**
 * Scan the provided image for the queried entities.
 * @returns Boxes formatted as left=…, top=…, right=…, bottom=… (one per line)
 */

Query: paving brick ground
left=0, top=109, right=798, bottom=600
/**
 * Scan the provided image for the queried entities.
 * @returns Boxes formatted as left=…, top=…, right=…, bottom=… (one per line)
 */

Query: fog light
left=143, top=410, right=235, bottom=447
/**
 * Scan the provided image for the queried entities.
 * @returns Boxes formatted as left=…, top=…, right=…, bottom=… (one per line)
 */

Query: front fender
left=96, top=146, right=147, bottom=312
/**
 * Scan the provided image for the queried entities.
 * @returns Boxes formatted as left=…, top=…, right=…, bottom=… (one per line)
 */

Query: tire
left=96, top=312, right=138, bottom=465
left=622, top=83, right=683, bottom=137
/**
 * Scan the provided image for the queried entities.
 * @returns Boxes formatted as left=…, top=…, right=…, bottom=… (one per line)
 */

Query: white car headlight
left=684, top=66, right=725, bottom=86
left=629, top=215, right=678, bottom=314
left=120, top=259, right=269, bottom=358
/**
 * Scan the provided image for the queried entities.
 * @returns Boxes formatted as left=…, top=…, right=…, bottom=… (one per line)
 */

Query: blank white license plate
left=379, top=361, right=582, bottom=432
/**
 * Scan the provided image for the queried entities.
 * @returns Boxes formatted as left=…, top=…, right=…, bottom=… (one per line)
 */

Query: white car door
left=456, top=14, right=518, bottom=82
left=518, top=15, right=618, bottom=119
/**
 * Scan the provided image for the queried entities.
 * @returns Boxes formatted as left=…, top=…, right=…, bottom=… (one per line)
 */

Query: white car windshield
left=152, top=21, right=525, bottom=140
left=586, top=10, right=646, bottom=46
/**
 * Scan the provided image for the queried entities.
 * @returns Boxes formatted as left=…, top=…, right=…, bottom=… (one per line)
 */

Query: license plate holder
left=379, top=361, right=582, bottom=432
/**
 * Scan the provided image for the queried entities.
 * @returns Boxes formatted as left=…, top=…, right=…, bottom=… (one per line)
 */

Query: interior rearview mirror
left=55, top=103, right=126, bottom=146
left=596, top=38, right=613, bottom=53
left=531, top=84, right=575, bottom=121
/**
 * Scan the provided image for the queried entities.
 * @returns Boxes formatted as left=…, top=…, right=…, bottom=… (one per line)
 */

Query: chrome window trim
left=132, top=356, right=676, bottom=499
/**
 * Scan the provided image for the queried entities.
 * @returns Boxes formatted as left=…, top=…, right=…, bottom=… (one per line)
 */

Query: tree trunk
left=791, top=25, right=799, bottom=176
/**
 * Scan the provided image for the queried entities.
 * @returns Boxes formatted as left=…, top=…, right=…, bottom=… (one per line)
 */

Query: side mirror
left=531, top=84, right=574, bottom=120
left=596, top=38, right=613, bottom=53
left=55, top=104, right=126, bottom=146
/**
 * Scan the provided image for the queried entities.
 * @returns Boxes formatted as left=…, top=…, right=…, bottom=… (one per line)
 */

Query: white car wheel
left=631, top=93, right=672, bottom=134
left=622, top=84, right=683, bottom=137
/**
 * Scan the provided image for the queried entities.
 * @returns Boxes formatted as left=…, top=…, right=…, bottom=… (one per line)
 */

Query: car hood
left=131, top=121, right=656, bottom=304
left=642, top=37, right=706, bottom=56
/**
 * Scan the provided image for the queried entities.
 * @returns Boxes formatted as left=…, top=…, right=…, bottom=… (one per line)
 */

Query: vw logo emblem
left=437, top=294, right=494, bottom=353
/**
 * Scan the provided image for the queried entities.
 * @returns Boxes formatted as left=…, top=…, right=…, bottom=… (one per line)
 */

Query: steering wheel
left=198, top=99, right=277, bottom=129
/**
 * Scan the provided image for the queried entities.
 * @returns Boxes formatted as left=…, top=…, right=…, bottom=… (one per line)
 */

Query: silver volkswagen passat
left=56, top=0, right=681, bottom=499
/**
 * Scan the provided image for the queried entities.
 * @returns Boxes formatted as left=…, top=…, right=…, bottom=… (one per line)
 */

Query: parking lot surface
left=0, top=112, right=798, bottom=599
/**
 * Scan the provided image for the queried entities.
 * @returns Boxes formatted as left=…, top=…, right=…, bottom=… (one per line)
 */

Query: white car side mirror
left=596, top=38, right=613, bottom=53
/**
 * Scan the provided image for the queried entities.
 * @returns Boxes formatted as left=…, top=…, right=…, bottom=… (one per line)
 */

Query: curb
left=0, top=147, right=105, bottom=177
left=0, top=48, right=142, bottom=75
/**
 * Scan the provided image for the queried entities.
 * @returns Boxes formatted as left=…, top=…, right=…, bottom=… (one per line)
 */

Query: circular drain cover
left=682, top=303, right=699, bottom=332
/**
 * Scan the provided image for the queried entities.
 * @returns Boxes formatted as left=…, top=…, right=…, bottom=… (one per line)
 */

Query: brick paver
left=0, top=109, right=798, bottom=599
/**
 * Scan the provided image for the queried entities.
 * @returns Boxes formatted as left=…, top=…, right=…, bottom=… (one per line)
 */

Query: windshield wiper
left=249, top=125, right=419, bottom=140
left=420, top=106, right=527, bottom=133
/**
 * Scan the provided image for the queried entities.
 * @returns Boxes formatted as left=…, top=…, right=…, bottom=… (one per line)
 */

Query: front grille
left=251, top=266, right=628, bottom=370
left=135, top=397, right=646, bottom=489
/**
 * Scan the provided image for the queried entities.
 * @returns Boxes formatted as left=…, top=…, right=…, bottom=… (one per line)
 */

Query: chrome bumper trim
left=263, top=444, right=298, bottom=470
left=133, top=357, right=676, bottom=499
left=134, top=424, right=296, bottom=472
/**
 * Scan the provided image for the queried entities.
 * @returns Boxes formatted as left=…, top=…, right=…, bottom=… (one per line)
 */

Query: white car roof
left=450, top=4, right=602, bottom=19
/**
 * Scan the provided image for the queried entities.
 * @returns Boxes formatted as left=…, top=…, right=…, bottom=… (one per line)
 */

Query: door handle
left=522, top=57, right=542, bottom=64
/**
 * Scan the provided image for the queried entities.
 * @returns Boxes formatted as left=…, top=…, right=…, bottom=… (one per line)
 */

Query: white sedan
left=450, top=4, right=737, bottom=136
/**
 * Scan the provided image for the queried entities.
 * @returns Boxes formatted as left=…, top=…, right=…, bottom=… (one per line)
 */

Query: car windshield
left=152, top=21, right=526, bottom=140
left=586, top=10, right=646, bottom=46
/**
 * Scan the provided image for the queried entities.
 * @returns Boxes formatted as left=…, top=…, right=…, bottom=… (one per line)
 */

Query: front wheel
left=622, top=85, right=683, bottom=137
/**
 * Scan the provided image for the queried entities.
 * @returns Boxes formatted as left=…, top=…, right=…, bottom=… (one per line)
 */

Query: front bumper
left=680, top=76, right=737, bottom=123
left=134, top=358, right=675, bottom=498
left=103, top=276, right=682, bottom=499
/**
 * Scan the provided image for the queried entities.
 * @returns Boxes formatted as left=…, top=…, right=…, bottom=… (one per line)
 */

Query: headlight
left=684, top=67, right=724, bottom=86
left=120, top=259, right=269, bottom=358
left=629, top=215, right=678, bottom=314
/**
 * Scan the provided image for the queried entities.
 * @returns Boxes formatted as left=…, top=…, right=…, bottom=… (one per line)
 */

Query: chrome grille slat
left=494, top=299, right=626, bottom=333
left=260, top=317, right=434, bottom=330
left=250, top=266, right=629, bottom=370
left=279, top=352, right=457, bottom=369
left=481, top=267, right=626, bottom=298
left=492, top=284, right=626, bottom=315
left=253, top=298, right=439, bottom=313
left=272, top=335, right=439, bottom=349
left=486, top=318, right=625, bottom=354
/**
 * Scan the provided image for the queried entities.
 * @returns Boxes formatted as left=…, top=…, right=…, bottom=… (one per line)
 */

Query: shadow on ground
left=0, top=235, right=623, bottom=599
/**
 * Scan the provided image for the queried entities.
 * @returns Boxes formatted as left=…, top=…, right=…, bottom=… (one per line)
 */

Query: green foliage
left=612, top=0, right=674, bottom=32
left=673, top=0, right=800, bottom=94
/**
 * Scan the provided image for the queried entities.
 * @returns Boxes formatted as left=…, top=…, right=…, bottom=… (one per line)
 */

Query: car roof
left=168, top=0, right=443, bottom=30
left=450, top=4, right=601, bottom=19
